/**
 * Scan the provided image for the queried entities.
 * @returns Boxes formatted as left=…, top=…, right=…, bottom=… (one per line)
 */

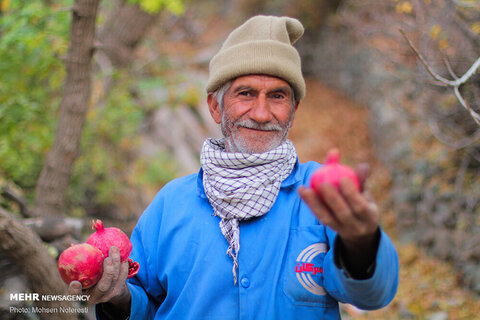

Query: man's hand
left=68, top=246, right=131, bottom=306
left=298, top=163, right=380, bottom=278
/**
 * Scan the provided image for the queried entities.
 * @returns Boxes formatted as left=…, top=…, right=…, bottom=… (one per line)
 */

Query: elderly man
left=70, top=15, right=399, bottom=319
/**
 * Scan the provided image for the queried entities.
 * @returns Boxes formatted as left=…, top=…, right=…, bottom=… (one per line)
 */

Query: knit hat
left=206, top=15, right=306, bottom=100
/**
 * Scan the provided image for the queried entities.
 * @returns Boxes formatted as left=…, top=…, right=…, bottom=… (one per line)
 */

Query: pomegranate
left=57, top=243, right=104, bottom=288
left=87, top=219, right=139, bottom=278
left=87, top=219, right=132, bottom=262
left=310, top=149, right=361, bottom=202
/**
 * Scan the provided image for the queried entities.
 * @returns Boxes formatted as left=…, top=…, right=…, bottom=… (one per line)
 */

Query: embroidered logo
left=295, top=243, right=327, bottom=295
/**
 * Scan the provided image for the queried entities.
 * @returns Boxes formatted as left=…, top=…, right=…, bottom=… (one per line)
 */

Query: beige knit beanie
left=206, top=15, right=306, bottom=100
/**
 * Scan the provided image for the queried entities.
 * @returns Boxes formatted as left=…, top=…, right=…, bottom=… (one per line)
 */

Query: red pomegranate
left=57, top=243, right=104, bottom=288
left=86, top=219, right=139, bottom=278
left=310, top=149, right=361, bottom=201
left=87, top=219, right=132, bottom=262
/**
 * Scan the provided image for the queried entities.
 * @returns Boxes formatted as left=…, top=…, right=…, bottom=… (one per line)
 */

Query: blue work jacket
left=126, top=160, right=398, bottom=319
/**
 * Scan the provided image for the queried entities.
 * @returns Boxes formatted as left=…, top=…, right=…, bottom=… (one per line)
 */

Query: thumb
left=355, top=163, right=370, bottom=190
left=68, top=281, right=83, bottom=295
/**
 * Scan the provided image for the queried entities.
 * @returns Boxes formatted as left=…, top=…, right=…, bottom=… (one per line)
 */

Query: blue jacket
left=125, top=160, right=398, bottom=319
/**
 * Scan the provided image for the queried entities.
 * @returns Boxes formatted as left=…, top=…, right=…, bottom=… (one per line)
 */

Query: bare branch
left=427, top=117, right=480, bottom=149
left=453, top=86, right=480, bottom=125
left=400, top=29, right=480, bottom=86
left=400, top=29, right=480, bottom=126
left=457, top=57, right=480, bottom=86
left=399, top=29, right=453, bottom=84
left=442, top=55, right=458, bottom=80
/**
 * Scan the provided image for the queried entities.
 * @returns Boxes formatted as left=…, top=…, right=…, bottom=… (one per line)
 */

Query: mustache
left=234, top=119, right=283, bottom=131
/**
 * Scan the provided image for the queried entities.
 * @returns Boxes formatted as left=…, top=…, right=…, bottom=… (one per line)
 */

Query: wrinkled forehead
left=229, top=75, right=294, bottom=92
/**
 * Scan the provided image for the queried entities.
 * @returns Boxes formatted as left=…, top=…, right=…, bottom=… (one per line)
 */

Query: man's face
left=208, top=75, right=299, bottom=154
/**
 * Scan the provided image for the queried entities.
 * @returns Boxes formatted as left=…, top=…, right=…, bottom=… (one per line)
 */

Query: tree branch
left=442, top=55, right=459, bottom=80
left=0, top=208, right=78, bottom=320
left=400, top=29, right=480, bottom=126
left=427, top=117, right=480, bottom=149
left=33, top=0, right=101, bottom=217
left=96, top=1, right=159, bottom=67
left=1, top=184, right=31, bottom=218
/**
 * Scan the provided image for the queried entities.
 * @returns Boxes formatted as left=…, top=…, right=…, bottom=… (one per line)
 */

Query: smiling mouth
left=240, top=126, right=280, bottom=132
left=243, top=127, right=270, bottom=132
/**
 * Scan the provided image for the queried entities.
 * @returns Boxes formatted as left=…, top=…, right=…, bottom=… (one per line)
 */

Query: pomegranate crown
left=325, top=149, right=340, bottom=165
left=91, top=219, right=104, bottom=232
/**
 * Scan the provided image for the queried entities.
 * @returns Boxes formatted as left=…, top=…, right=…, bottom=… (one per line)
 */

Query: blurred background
left=1, top=0, right=479, bottom=319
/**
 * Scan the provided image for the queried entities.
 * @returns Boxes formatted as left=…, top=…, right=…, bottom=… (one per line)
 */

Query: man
left=70, top=15, right=399, bottom=319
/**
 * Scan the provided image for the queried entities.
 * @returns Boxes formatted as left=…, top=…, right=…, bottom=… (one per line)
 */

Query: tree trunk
left=97, top=0, right=158, bottom=67
left=33, top=0, right=100, bottom=217
left=0, top=208, right=78, bottom=320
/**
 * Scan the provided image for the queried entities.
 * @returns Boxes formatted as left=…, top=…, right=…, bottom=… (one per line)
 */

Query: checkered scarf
left=200, top=138, right=297, bottom=284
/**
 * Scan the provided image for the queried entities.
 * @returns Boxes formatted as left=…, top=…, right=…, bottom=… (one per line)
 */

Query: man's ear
left=207, top=93, right=222, bottom=124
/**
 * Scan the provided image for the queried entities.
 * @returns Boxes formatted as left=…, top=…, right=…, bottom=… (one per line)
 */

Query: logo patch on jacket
left=295, top=243, right=327, bottom=295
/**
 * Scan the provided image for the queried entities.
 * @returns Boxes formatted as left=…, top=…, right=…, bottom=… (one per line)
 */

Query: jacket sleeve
left=122, top=192, right=167, bottom=319
left=126, top=225, right=161, bottom=319
left=322, top=227, right=399, bottom=310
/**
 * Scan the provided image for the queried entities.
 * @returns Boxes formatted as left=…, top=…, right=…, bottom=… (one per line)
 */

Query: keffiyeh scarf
left=200, top=138, right=297, bottom=284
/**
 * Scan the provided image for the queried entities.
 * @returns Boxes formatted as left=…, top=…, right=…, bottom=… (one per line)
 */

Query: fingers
left=298, top=186, right=342, bottom=230
left=299, top=177, right=380, bottom=242
left=320, top=182, right=354, bottom=224
left=108, top=261, right=130, bottom=304
left=341, top=178, right=379, bottom=224
left=108, top=246, right=122, bottom=284
left=96, top=258, right=116, bottom=293
left=340, top=178, right=370, bottom=219
left=90, top=246, right=123, bottom=304
left=67, top=246, right=129, bottom=305
left=119, top=258, right=129, bottom=280
left=68, top=281, right=83, bottom=296
left=354, top=163, right=370, bottom=190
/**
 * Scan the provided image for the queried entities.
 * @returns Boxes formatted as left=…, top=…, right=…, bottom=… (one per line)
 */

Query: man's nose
left=249, top=95, right=272, bottom=123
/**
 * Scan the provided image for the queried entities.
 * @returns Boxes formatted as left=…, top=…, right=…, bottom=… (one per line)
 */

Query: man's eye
left=239, top=91, right=250, bottom=96
left=273, top=93, right=285, bottom=99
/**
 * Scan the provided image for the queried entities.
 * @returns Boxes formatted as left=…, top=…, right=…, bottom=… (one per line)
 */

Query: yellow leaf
left=165, top=0, right=184, bottom=15
left=138, top=0, right=184, bottom=15
left=396, top=1, right=413, bottom=14
left=183, top=86, right=200, bottom=108
left=439, top=39, right=449, bottom=51
left=472, top=22, right=480, bottom=34
left=430, top=24, right=442, bottom=40
left=1, top=0, right=11, bottom=12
